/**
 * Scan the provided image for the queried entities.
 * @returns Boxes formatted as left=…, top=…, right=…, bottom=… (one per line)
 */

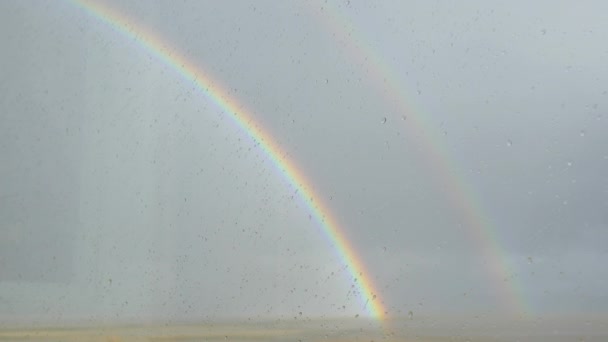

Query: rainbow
left=310, top=2, right=529, bottom=315
left=69, top=0, right=387, bottom=320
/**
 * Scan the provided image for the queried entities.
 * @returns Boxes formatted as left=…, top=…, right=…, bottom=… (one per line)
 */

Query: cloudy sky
left=1, top=0, right=607, bottom=325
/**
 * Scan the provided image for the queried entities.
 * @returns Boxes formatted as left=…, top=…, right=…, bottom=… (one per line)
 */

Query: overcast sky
left=1, top=0, right=607, bottom=325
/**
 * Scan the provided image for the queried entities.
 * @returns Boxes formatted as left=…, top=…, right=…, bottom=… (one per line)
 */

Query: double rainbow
left=70, top=0, right=531, bottom=322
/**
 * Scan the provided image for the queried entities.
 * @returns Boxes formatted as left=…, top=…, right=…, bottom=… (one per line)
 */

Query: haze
left=0, top=0, right=607, bottom=333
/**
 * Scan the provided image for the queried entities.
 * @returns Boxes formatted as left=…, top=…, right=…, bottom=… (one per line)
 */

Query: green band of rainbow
left=70, top=0, right=386, bottom=320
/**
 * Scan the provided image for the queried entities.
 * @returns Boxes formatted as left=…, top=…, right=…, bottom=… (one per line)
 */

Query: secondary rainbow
left=69, top=0, right=387, bottom=320
left=310, top=2, right=529, bottom=315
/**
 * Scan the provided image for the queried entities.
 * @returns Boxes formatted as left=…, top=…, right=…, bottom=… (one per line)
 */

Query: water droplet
left=567, top=161, right=572, bottom=167
left=401, top=115, right=407, bottom=121
left=541, top=28, right=547, bottom=35
left=527, top=256, right=533, bottom=264
left=381, top=117, right=387, bottom=124
left=355, top=314, right=359, bottom=318
left=325, top=79, right=329, bottom=84
left=408, top=310, right=414, bottom=319
left=580, top=130, right=586, bottom=137
left=506, top=139, right=512, bottom=147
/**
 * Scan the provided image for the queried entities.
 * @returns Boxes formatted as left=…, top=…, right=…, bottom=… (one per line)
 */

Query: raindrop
left=401, top=115, right=407, bottom=121
left=567, top=161, right=572, bottom=167
left=408, top=310, right=414, bottom=319
left=527, top=256, right=534, bottom=264
left=506, top=139, right=512, bottom=147
left=355, top=314, right=359, bottom=318
left=325, top=79, right=329, bottom=84
left=579, top=130, right=586, bottom=137
left=381, top=117, right=387, bottom=124
left=540, top=28, right=547, bottom=35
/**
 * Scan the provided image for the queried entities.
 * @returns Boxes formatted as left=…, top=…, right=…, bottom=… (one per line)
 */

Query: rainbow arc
left=71, top=0, right=387, bottom=320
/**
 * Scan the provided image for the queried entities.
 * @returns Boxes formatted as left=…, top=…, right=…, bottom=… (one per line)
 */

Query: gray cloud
left=1, top=0, right=607, bottom=325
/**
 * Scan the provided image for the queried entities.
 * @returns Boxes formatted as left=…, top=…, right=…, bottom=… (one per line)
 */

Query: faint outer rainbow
left=310, top=2, right=529, bottom=315
left=69, top=0, right=387, bottom=320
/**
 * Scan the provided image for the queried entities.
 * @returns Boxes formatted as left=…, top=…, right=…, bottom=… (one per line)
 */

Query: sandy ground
left=0, top=327, right=490, bottom=342
left=0, top=316, right=606, bottom=341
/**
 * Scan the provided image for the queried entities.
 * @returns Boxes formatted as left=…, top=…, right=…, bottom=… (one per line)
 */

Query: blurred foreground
left=0, top=315, right=606, bottom=341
